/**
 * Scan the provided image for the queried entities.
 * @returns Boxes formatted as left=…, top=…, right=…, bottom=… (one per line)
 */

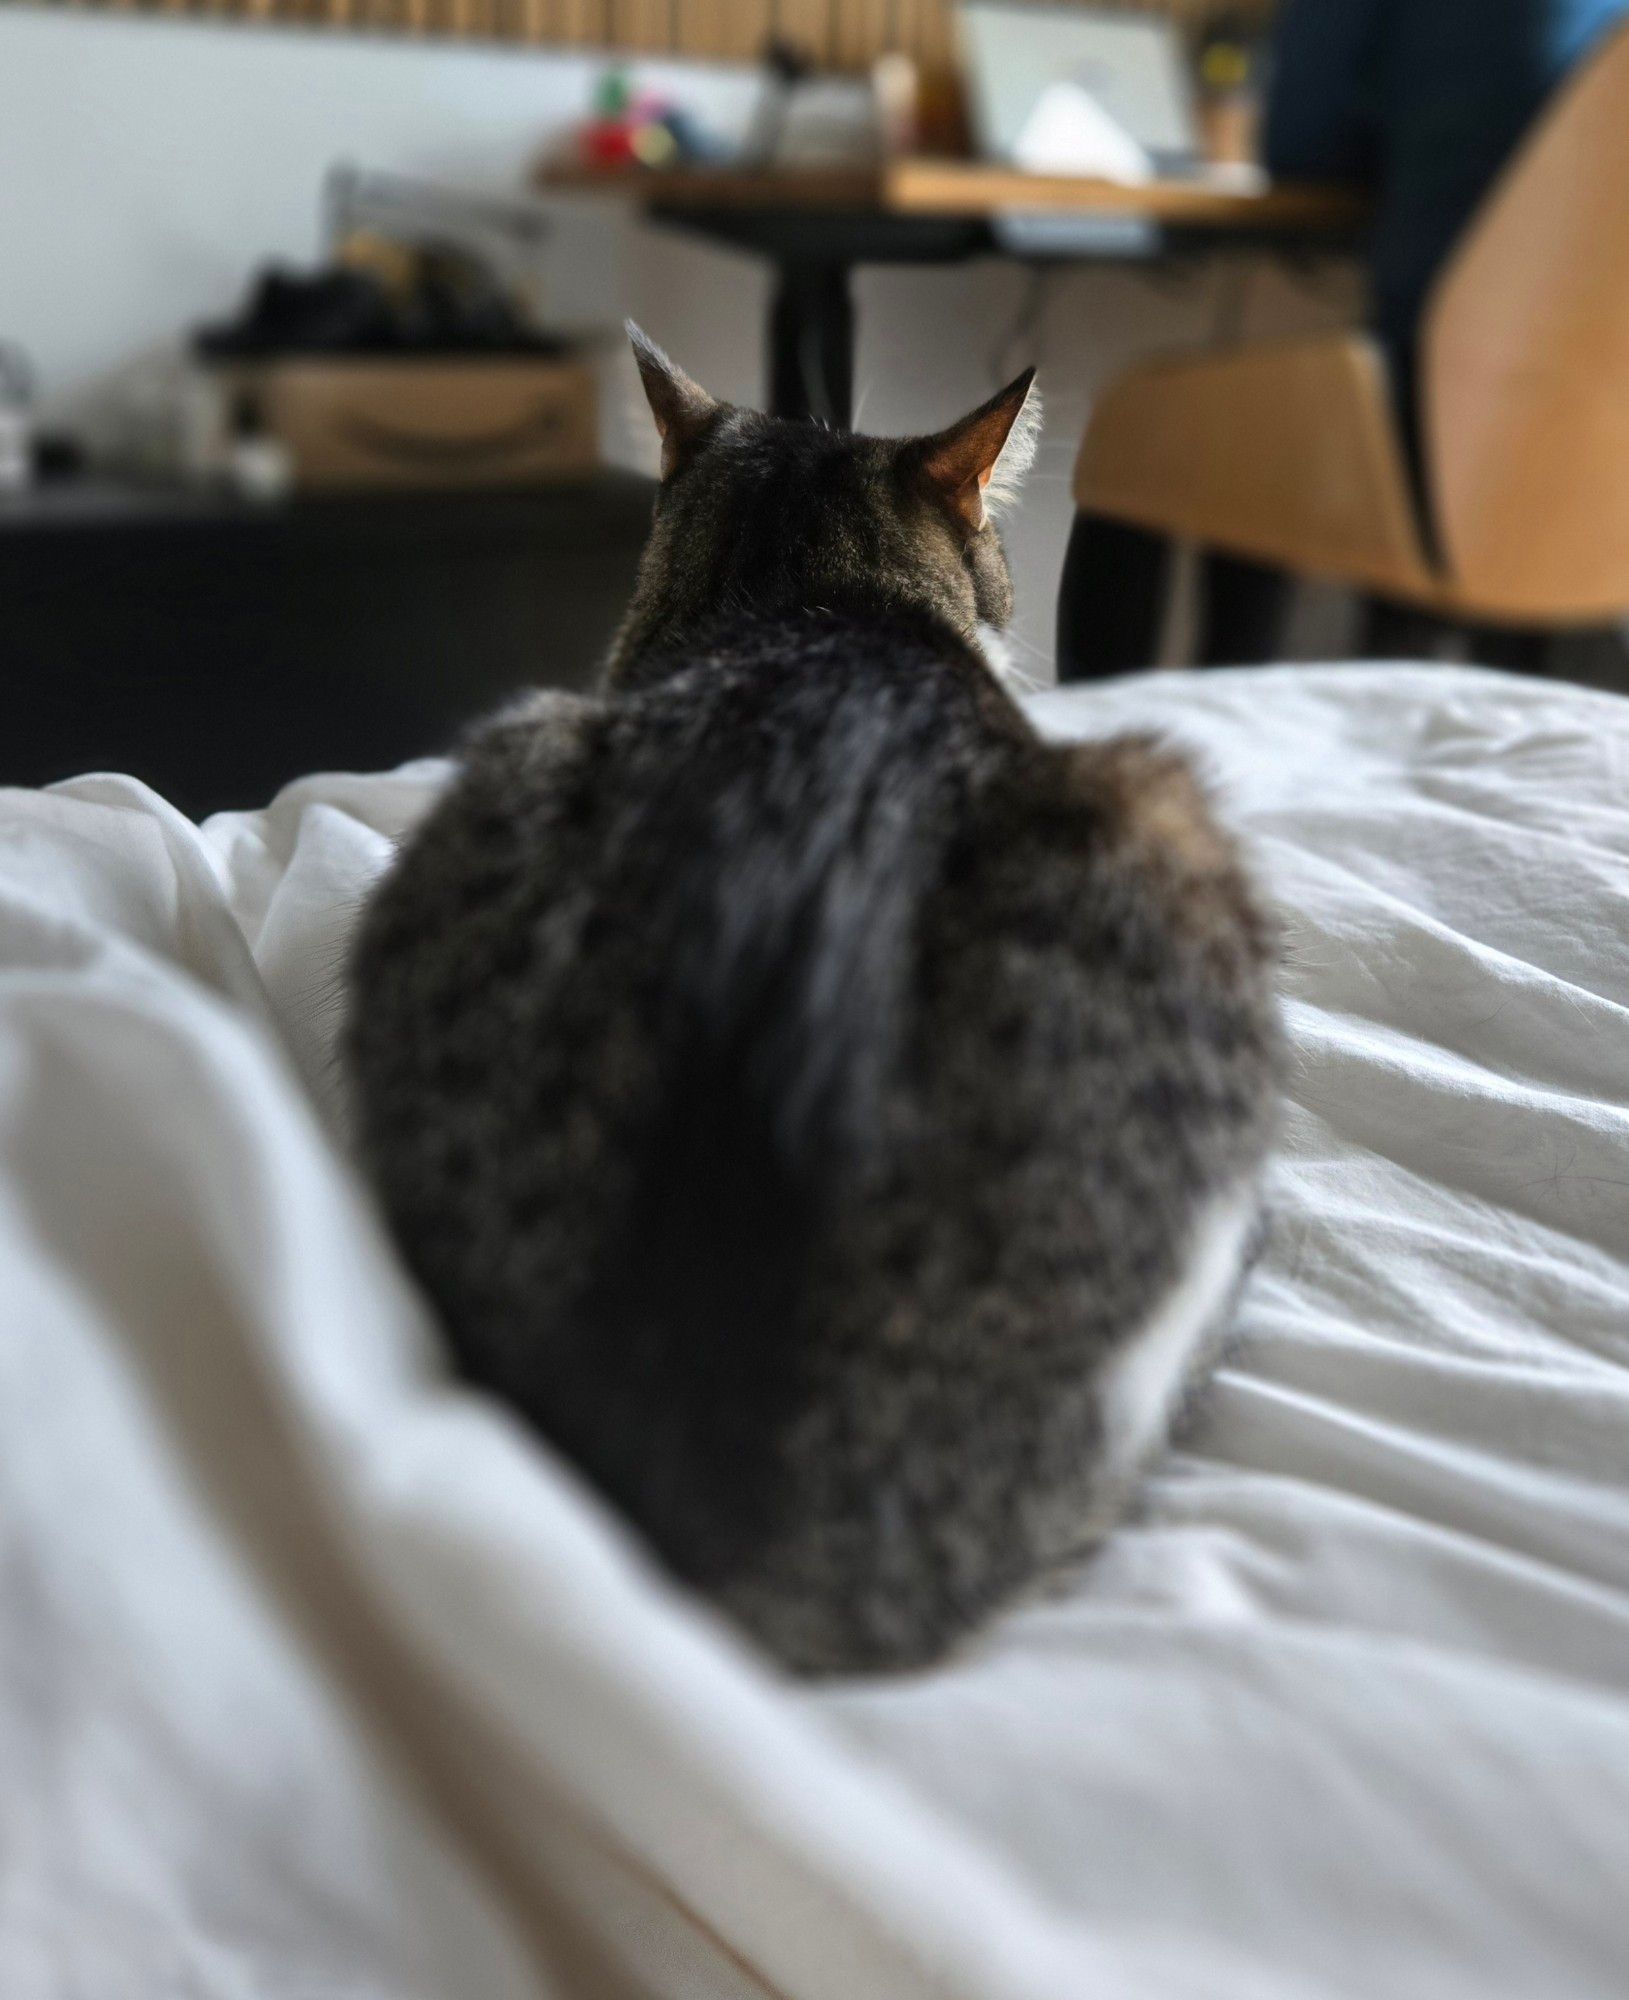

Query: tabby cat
left=344, top=327, right=1278, bottom=1675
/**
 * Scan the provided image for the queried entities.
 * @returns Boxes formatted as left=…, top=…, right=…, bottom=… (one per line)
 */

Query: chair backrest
left=1425, top=21, right=1629, bottom=619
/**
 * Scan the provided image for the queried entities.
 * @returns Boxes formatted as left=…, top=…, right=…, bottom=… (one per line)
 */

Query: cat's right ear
left=913, top=369, right=1041, bottom=531
left=627, top=321, right=717, bottom=480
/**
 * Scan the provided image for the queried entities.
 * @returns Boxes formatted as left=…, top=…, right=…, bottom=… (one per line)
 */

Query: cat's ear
left=627, top=321, right=718, bottom=479
left=915, top=369, right=1041, bottom=530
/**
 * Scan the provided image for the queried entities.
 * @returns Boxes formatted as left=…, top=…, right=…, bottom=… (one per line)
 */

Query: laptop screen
left=958, top=2, right=1201, bottom=173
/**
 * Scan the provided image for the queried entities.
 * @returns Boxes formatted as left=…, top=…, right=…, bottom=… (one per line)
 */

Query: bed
left=3, top=663, right=1626, bottom=2000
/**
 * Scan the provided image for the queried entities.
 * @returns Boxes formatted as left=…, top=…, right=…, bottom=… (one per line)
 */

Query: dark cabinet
left=0, top=474, right=655, bottom=816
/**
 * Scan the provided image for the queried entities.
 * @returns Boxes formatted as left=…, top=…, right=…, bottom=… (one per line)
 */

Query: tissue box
left=206, top=355, right=598, bottom=491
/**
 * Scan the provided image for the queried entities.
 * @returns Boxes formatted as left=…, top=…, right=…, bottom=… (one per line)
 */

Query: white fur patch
left=983, top=383, right=1043, bottom=518
left=1095, top=1183, right=1257, bottom=1501
left=975, top=624, right=1015, bottom=681
left=974, top=624, right=1050, bottom=699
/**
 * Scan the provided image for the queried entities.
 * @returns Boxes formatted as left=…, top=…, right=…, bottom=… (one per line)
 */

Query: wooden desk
left=542, top=159, right=1366, bottom=424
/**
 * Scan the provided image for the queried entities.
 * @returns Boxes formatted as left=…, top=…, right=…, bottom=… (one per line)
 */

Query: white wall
left=0, top=8, right=755, bottom=406
left=0, top=5, right=1361, bottom=670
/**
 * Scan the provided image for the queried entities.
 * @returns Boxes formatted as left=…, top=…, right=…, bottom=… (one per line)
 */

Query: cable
left=988, top=265, right=1053, bottom=386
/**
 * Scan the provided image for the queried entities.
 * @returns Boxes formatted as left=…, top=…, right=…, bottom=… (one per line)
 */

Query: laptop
left=957, top=1, right=1204, bottom=178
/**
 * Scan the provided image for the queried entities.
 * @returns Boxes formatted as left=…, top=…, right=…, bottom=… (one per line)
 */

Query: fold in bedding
left=2, top=665, right=1626, bottom=2000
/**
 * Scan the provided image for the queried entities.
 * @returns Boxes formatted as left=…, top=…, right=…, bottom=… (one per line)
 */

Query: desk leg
left=768, top=260, right=854, bottom=426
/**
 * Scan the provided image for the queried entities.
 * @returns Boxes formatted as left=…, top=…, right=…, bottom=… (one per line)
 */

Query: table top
left=540, top=157, right=1366, bottom=234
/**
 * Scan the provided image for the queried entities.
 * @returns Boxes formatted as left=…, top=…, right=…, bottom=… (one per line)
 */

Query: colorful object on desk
left=579, top=68, right=723, bottom=170
left=1197, top=12, right=1265, bottom=166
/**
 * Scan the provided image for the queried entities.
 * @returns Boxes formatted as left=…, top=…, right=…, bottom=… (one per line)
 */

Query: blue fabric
left=1264, top=0, right=1629, bottom=353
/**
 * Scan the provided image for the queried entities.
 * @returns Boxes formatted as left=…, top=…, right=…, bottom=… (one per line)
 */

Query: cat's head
left=605, top=323, right=1040, bottom=687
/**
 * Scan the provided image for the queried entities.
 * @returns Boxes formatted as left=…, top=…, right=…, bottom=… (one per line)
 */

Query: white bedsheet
left=2, top=665, right=1626, bottom=2000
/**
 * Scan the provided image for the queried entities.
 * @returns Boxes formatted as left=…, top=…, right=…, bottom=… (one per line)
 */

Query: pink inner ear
left=918, top=371, right=1034, bottom=523
left=939, top=471, right=988, bottom=532
left=923, top=434, right=990, bottom=495
left=921, top=440, right=994, bottom=523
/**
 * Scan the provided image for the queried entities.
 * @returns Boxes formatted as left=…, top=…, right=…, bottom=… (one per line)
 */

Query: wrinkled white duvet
left=2, top=665, right=1626, bottom=2000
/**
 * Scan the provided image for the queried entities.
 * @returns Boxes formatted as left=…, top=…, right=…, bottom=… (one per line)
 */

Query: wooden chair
left=1060, top=21, right=1629, bottom=666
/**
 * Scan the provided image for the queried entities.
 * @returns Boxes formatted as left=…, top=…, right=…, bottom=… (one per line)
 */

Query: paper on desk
left=1012, top=81, right=1153, bottom=182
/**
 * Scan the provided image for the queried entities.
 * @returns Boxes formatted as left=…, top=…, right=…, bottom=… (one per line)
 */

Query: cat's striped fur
left=344, top=331, right=1278, bottom=1674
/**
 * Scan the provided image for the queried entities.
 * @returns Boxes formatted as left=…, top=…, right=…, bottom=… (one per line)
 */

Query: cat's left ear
left=914, top=369, right=1041, bottom=531
left=627, top=320, right=718, bottom=479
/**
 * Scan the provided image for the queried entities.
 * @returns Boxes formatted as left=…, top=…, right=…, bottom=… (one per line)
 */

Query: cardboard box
left=210, top=355, right=599, bottom=491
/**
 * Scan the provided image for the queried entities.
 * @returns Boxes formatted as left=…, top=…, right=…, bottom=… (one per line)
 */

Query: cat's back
left=346, top=623, right=1277, bottom=1673
left=344, top=613, right=1016, bottom=1436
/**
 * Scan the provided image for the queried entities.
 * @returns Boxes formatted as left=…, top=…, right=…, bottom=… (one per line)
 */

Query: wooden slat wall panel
left=770, top=0, right=835, bottom=67
left=609, top=0, right=674, bottom=53
left=2, top=0, right=1276, bottom=67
